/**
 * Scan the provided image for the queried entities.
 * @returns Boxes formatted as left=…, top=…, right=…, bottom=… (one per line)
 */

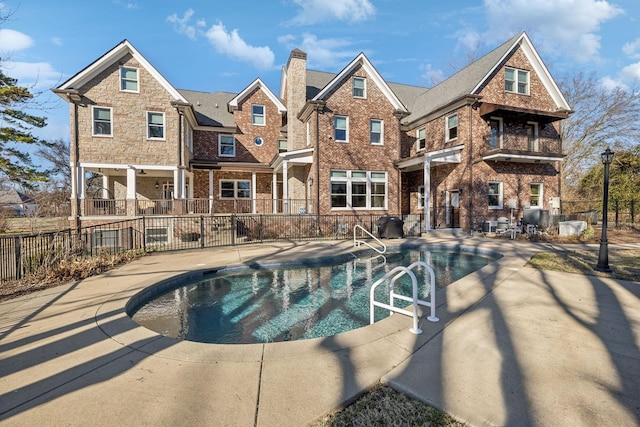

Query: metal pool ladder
left=369, top=261, right=439, bottom=334
left=353, top=224, right=386, bottom=254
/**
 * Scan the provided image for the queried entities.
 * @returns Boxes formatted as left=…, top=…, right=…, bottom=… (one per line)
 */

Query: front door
left=446, top=190, right=460, bottom=228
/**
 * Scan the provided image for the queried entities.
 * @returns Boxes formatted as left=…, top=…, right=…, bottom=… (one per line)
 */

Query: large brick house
left=53, top=32, right=571, bottom=232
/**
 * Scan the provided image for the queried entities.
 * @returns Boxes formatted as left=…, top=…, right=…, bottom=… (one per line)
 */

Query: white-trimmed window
left=488, top=181, right=503, bottom=209
left=370, top=119, right=383, bottom=145
left=489, top=117, right=503, bottom=149
left=334, top=115, right=348, bottom=142
left=120, top=66, right=138, bottom=92
left=416, top=128, right=426, bottom=151
left=352, top=77, right=366, bottom=98
left=252, top=104, right=265, bottom=126
left=505, top=67, right=529, bottom=95
left=446, top=113, right=458, bottom=141
left=278, top=139, right=288, bottom=153
left=92, top=106, right=113, bottom=136
left=220, top=180, right=250, bottom=199
left=527, top=122, right=539, bottom=151
left=145, top=227, right=169, bottom=244
left=147, top=112, right=165, bottom=140
left=418, top=186, right=425, bottom=209
left=219, top=134, right=236, bottom=157
left=530, top=183, right=543, bottom=209
left=330, top=170, right=387, bottom=210
left=92, top=229, right=120, bottom=249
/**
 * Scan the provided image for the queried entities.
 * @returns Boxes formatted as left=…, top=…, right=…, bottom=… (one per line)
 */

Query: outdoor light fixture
left=155, top=179, right=159, bottom=189
left=595, top=147, right=614, bottom=272
left=139, top=169, right=146, bottom=175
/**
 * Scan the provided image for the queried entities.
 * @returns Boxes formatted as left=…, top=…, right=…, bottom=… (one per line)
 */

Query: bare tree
left=35, top=138, right=70, bottom=184
left=559, top=72, right=640, bottom=197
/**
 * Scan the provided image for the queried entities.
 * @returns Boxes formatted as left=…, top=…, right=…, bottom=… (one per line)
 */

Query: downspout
left=177, top=110, right=184, bottom=199
left=315, top=103, right=322, bottom=215
left=73, top=100, right=81, bottom=239
left=468, top=104, right=474, bottom=232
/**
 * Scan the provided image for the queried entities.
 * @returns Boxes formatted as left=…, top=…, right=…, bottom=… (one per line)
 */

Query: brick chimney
left=285, top=48, right=307, bottom=150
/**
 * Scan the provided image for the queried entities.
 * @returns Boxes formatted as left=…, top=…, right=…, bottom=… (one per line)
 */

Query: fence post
left=232, top=215, right=236, bottom=246
left=14, top=236, right=21, bottom=280
left=615, top=199, right=619, bottom=227
left=200, top=216, right=205, bottom=249
left=142, top=216, right=146, bottom=252
left=260, top=215, right=264, bottom=242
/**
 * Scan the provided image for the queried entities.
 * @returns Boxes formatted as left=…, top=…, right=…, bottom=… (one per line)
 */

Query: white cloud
left=0, top=29, right=34, bottom=52
left=288, top=0, right=375, bottom=25
left=2, top=61, right=62, bottom=89
left=420, top=64, right=445, bottom=86
left=620, top=62, right=640, bottom=82
left=167, top=9, right=203, bottom=40
left=51, top=37, right=63, bottom=46
left=279, top=33, right=358, bottom=70
left=600, top=76, right=628, bottom=91
left=205, top=22, right=275, bottom=70
left=622, top=37, right=640, bottom=59
left=476, top=0, right=622, bottom=62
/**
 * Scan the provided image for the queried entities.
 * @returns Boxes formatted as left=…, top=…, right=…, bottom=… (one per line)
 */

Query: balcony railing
left=82, top=198, right=314, bottom=217
left=484, top=131, right=561, bottom=154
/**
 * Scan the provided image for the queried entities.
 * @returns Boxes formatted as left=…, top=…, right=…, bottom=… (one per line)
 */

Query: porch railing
left=483, top=132, right=561, bottom=154
left=82, top=198, right=314, bottom=216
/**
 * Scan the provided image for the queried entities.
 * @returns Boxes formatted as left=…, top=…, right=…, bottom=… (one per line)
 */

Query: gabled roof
left=228, top=78, right=286, bottom=114
left=178, top=90, right=236, bottom=128
left=55, top=40, right=187, bottom=103
left=404, top=32, right=571, bottom=124
left=0, top=188, right=34, bottom=205
left=312, top=53, right=409, bottom=113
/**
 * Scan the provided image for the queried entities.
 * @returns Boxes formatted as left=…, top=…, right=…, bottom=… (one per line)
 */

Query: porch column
left=173, top=169, right=180, bottom=198
left=282, top=160, right=289, bottom=214
left=251, top=172, right=257, bottom=214
left=126, top=167, right=137, bottom=216
left=101, top=175, right=108, bottom=198
left=424, top=158, right=431, bottom=232
left=272, top=173, right=277, bottom=213
left=77, top=166, right=86, bottom=199
left=209, top=170, right=214, bottom=214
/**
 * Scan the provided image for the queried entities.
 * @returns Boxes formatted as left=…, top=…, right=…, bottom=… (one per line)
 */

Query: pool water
left=130, top=248, right=498, bottom=344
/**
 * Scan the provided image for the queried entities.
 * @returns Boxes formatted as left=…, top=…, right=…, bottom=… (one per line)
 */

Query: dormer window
left=120, top=66, right=138, bottom=92
left=352, top=77, right=366, bottom=98
left=505, top=67, right=529, bottom=95
left=252, top=104, right=265, bottom=126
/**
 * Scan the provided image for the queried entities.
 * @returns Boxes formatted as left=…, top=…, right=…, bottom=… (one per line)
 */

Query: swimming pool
left=129, top=247, right=499, bottom=344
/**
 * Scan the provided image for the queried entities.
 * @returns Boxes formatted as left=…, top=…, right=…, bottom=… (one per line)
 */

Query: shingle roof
left=0, top=188, right=33, bottom=205
left=178, top=89, right=236, bottom=127
left=403, top=33, right=523, bottom=123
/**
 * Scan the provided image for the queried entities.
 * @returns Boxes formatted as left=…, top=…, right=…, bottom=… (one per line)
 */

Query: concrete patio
left=1, top=236, right=639, bottom=426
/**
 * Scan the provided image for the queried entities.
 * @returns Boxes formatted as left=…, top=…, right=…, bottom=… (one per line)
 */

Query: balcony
left=82, top=198, right=314, bottom=217
left=482, top=131, right=564, bottom=164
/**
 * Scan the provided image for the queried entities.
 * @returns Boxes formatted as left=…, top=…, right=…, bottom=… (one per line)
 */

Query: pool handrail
left=353, top=224, right=386, bottom=254
left=369, top=261, right=439, bottom=335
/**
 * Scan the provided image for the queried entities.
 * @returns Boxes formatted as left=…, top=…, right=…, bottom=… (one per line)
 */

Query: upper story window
left=278, top=139, right=288, bottom=153
left=334, top=115, right=349, bottom=142
left=252, top=104, right=265, bottom=126
left=489, top=117, right=503, bottom=149
left=488, top=181, right=503, bottom=209
left=352, top=77, right=366, bottom=98
left=417, top=128, right=426, bottom=150
left=446, top=113, right=458, bottom=141
left=505, top=67, right=529, bottom=95
left=370, top=119, right=383, bottom=145
left=92, top=106, right=113, bottom=137
left=147, top=112, right=165, bottom=140
left=527, top=122, right=539, bottom=151
left=219, top=134, right=236, bottom=157
left=120, top=66, right=139, bottom=92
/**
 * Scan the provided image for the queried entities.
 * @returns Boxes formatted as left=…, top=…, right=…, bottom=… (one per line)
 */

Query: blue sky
left=1, top=0, right=639, bottom=146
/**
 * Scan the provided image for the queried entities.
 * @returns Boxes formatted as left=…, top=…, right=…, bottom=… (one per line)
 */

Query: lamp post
left=595, top=147, right=614, bottom=272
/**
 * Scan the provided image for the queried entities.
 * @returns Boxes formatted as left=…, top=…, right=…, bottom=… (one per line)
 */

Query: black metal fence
left=562, top=199, right=638, bottom=226
left=0, top=214, right=423, bottom=283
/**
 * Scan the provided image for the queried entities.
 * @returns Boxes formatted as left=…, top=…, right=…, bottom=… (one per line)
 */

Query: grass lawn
left=527, top=249, right=640, bottom=282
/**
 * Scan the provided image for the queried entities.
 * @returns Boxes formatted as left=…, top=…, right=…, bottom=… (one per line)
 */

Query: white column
left=126, top=167, right=136, bottom=200
left=101, top=175, right=108, bottom=198
left=282, top=160, right=289, bottom=214
left=424, top=158, right=431, bottom=232
left=77, top=166, right=86, bottom=200
left=173, top=169, right=180, bottom=198
left=252, top=172, right=257, bottom=214
left=272, top=173, right=278, bottom=213
left=209, top=170, right=214, bottom=213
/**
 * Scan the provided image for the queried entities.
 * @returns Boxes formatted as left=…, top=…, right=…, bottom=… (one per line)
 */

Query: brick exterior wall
left=70, top=53, right=181, bottom=166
